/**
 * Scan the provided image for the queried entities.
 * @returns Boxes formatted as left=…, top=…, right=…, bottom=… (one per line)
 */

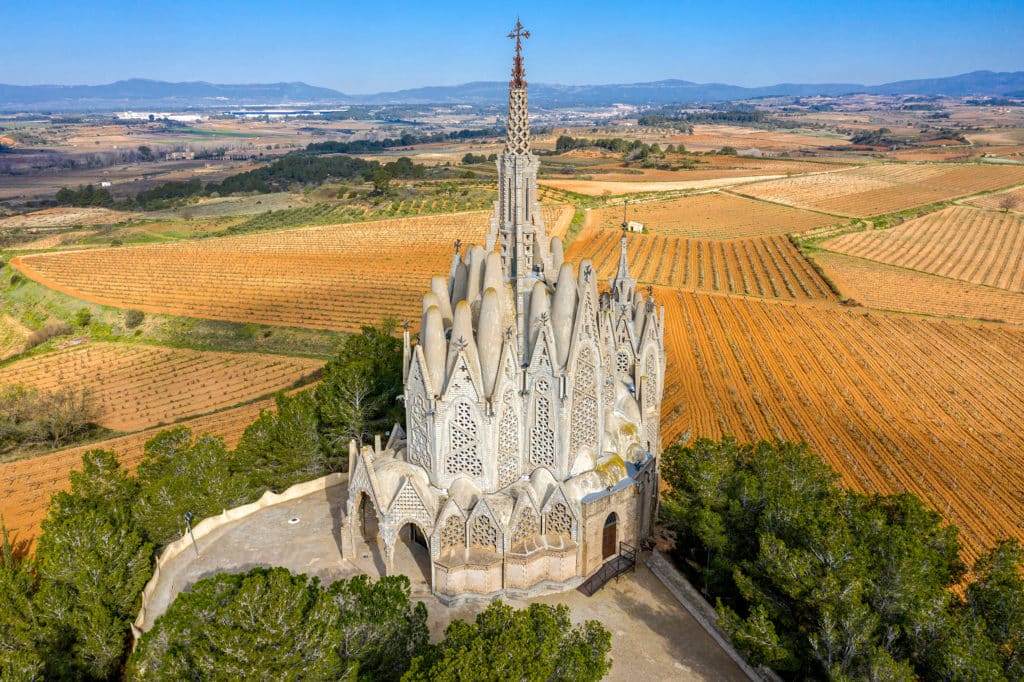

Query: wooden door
left=602, top=513, right=617, bottom=559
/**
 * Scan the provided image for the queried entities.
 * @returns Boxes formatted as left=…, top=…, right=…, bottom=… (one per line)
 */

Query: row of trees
left=130, top=568, right=610, bottom=680
left=0, top=324, right=404, bottom=679
left=54, top=154, right=430, bottom=210
left=661, top=437, right=1024, bottom=680
left=0, top=385, right=97, bottom=451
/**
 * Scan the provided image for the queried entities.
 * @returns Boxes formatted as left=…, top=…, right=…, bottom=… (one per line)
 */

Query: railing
left=578, top=541, right=638, bottom=596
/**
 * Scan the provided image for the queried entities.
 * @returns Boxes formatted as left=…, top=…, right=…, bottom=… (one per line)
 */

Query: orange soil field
left=598, top=192, right=837, bottom=237
left=738, top=163, right=1024, bottom=217
left=966, top=184, right=1024, bottom=212
left=813, top=250, right=1024, bottom=325
left=567, top=229, right=834, bottom=302
left=658, top=289, right=1024, bottom=564
left=538, top=174, right=791, bottom=197
left=665, top=124, right=850, bottom=152
left=0, top=342, right=321, bottom=431
left=821, top=206, right=1024, bottom=292
left=0, top=397, right=274, bottom=550
left=11, top=206, right=572, bottom=333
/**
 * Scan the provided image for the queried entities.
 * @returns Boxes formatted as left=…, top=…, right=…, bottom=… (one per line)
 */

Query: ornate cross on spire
left=508, top=19, right=530, bottom=87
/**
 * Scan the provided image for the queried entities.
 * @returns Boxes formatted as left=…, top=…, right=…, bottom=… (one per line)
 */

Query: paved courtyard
left=139, top=484, right=747, bottom=682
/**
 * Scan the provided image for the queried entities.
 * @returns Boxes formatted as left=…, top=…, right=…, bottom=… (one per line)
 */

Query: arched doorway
left=394, top=522, right=432, bottom=591
left=357, top=493, right=378, bottom=542
left=602, top=512, right=618, bottom=559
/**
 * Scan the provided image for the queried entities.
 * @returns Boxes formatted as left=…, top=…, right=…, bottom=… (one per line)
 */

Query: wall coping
left=644, top=550, right=782, bottom=682
left=131, top=472, right=348, bottom=640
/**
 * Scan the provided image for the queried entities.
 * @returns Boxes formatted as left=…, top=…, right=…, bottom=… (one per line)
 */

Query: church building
left=344, top=23, right=666, bottom=603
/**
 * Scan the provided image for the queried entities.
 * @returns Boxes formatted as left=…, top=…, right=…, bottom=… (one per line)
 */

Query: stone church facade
left=343, top=25, right=665, bottom=603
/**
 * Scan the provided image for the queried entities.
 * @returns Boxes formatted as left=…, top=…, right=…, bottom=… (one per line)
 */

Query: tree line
left=661, top=437, right=1024, bottom=680
left=54, top=155, right=429, bottom=210
left=0, top=323, right=404, bottom=679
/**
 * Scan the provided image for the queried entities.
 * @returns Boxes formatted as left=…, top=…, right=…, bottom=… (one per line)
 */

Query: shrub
left=124, top=309, right=144, bottom=329
left=74, top=307, right=91, bottom=327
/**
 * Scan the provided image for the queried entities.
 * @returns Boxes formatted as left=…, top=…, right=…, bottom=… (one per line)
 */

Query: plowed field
left=821, top=206, right=1024, bottom=292
left=659, top=289, right=1024, bottom=564
left=965, top=185, right=1024, bottom=213
left=738, top=164, right=1024, bottom=217
left=596, top=192, right=837, bottom=238
left=11, top=206, right=572, bottom=333
left=566, top=229, right=834, bottom=302
left=0, top=397, right=273, bottom=549
left=813, top=250, right=1024, bottom=325
left=0, top=343, right=321, bottom=431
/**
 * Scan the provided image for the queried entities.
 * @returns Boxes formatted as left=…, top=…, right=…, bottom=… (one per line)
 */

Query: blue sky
left=3, top=1, right=1023, bottom=92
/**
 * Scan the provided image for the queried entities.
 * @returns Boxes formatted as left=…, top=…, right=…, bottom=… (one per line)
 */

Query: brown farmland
left=0, top=342, right=321, bottom=431
left=738, top=164, right=1024, bottom=217
left=566, top=228, right=835, bottom=302
left=659, top=289, right=1024, bottom=565
left=0, top=397, right=276, bottom=550
left=813, top=250, right=1024, bottom=325
left=10, top=207, right=572, bottom=333
left=596, top=192, right=837, bottom=238
left=821, top=206, right=1024, bottom=291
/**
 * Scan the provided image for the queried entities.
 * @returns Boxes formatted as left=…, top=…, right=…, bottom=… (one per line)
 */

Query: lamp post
left=184, top=510, right=199, bottom=557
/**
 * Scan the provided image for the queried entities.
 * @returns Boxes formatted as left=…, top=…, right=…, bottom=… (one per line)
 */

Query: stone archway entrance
left=357, top=493, right=378, bottom=542
left=394, top=522, right=432, bottom=592
left=602, top=512, right=618, bottom=559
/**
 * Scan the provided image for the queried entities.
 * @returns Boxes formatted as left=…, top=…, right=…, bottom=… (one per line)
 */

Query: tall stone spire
left=505, top=19, right=531, bottom=155
left=612, top=202, right=637, bottom=306
left=486, top=20, right=552, bottom=361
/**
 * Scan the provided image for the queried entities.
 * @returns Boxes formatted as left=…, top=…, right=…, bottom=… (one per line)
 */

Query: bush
left=24, top=321, right=72, bottom=350
left=124, top=309, right=144, bottom=329
left=0, top=384, right=98, bottom=450
left=74, top=307, right=91, bottom=327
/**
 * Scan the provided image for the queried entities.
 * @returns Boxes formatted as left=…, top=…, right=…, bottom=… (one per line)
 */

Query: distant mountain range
left=2, top=71, right=1023, bottom=111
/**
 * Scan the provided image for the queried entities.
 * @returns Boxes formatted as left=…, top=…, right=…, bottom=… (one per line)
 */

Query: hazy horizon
left=3, top=0, right=1023, bottom=94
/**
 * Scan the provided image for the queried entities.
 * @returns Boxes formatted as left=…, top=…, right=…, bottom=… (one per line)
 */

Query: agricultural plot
left=813, top=250, right=1024, bottom=325
left=821, top=206, right=1024, bottom=292
left=0, top=396, right=274, bottom=549
left=0, top=342, right=321, bottom=432
left=0, top=315, right=29, bottom=361
left=659, top=288, right=1024, bottom=564
left=738, top=163, right=1024, bottom=217
left=966, top=184, right=1024, bottom=213
left=597, top=192, right=836, bottom=238
left=566, top=229, right=834, bottom=302
left=11, top=207, right=571, bottom=333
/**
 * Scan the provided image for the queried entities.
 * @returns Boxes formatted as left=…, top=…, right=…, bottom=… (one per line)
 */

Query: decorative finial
left=646, top=285, right=653, bottom=297
left=583, top=264, right=593, bottom=282
left=507, top=19, right=530, bottom=87
left=454, top=239, right=462, bottom=255
left=621, top=200, right=629, bottom=232
left=403, top=319, right=411, bottom=331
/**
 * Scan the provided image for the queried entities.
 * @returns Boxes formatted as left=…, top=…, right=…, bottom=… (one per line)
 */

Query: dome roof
left=447, top=476, right=482, bottom=511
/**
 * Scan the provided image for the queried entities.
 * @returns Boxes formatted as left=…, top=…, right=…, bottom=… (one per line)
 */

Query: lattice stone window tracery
left=511, top=507, right=540, bottom=547
left=390, top=481, right=429, bottom=528
left=470, top=514, right=498, bottom=551
left=440, top=514, right=466, bottom=551
left=496, top=389, right=520, bottom=489
left=570, top=345, right=599, bottom=457
left=530, top=379, right=555, bottom=468
left=644, top=354, right=658, bottom=411
left=616, top=351, right=631, bottom=376
left=446, top=401, right=483, bottom=478
left=545, top=502, right=574, bottom=538
left=409, top=393, right=429, bottom=468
